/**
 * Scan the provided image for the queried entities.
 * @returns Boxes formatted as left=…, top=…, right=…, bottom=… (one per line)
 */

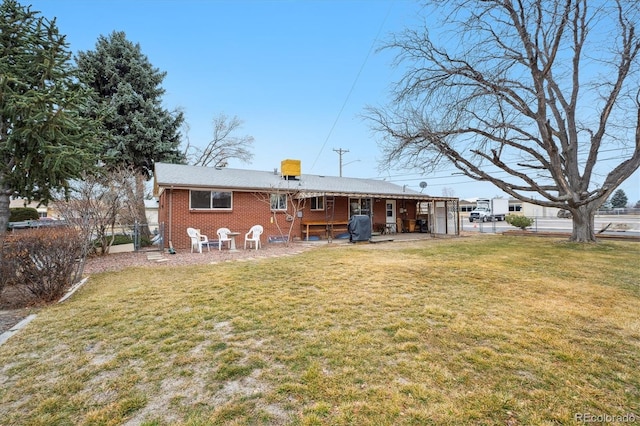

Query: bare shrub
left=0, top=227, right=83, bottom=303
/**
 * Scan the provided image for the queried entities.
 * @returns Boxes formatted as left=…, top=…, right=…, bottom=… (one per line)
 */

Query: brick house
left=154, top=161, right=459, bottom=249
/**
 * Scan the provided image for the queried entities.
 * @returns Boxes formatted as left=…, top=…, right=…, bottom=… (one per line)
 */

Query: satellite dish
left=419, top=181, right=427, bottom=192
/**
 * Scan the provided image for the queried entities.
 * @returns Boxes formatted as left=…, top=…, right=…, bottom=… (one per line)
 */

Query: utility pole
left=333, top=148, right=349, bottom=177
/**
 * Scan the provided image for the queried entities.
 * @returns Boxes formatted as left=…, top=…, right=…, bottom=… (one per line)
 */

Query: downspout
left=168, top=186, right=173, bottom=245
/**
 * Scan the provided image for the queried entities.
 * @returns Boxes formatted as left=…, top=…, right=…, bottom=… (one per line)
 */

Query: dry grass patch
left=0, top=235, right=638, bottom=425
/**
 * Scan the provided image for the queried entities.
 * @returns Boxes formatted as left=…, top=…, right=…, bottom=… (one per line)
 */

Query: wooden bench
left=301, top=221, right=349, bottom=240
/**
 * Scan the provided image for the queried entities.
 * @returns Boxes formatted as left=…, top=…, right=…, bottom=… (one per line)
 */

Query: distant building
left=9, top=198, right=58, bottom=219
left=144, top=199, right=159, bottom=225
left=459, top=198, right=563, bottom=218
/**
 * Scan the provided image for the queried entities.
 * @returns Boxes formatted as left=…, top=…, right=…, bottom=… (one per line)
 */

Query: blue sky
left=26, top=0, right=640, bottom=202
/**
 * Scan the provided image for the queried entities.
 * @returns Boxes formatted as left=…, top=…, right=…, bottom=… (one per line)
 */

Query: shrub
left=139, top=236, right=153, bottom=247
left=9, top=207, right=39, bottom=222
left=505, top=214, right=535, bottom=230
left=111, top=234, right=133, bottom=245
left=0, top=227, right=83, bottom=304
left=92, top=234, right=133, bottom=250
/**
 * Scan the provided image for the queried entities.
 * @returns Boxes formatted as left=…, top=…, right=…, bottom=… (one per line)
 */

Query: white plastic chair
left=244, top=225, right=263, bottom=250
left=187, top=227, right=210, bottom=253
left=216, top=227, right=233, bottom=250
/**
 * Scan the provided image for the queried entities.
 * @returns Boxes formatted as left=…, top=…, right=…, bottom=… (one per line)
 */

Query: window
left=310, top=196, right=324, bottom=211
left=190, top=190, right=232, bottom=210
left=270, top=193, right=287, bottom=210
left=386, top=202, right=394, bottom=218
left=349, top=197, right=372, bottom=217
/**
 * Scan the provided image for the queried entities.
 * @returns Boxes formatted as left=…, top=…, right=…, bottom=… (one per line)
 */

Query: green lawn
left=0, top=236, right=638, bottom=425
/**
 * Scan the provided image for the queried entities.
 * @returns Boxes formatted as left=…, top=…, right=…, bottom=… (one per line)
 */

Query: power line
left=309, top=1, right=395, bottom=172
left=372, top=151, right=635, bottom=183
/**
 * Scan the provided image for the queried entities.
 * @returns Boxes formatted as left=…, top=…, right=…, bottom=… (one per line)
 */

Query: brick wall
left=159, top=189, right=291, bottom=249
left=158, top=189, right=418, bottom=249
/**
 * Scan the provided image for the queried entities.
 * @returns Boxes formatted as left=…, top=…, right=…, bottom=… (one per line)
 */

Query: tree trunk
left=135, top=173, right=151, bottom=239
left=0, top=183, right=11, bottom=236
left=570, top=205, right=598, bottom=243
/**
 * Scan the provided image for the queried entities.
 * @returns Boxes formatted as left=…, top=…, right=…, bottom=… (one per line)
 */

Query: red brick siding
left=300, top=197, right=349, bottom=222
left=160, top=189, right=286, bottom=249
left=372, top=199, right=386, bottom=226
left=158, top=189, right=415, bottom=249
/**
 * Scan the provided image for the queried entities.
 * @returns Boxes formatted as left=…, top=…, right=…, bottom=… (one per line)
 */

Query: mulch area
left=1, top=242, right=323, bottom=336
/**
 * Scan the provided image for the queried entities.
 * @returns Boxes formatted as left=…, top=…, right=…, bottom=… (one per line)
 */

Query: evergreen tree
left=0, top=0, right=101, bottom=235
left=610, top=189, right=628, bottom=208
left=76, top=31, right=184, bottom=228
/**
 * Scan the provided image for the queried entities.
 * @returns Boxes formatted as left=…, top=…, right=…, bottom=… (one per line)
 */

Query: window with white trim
left=190, top=190, right=232, bottom=210
left=310, top=196, right=324, bottom=211
left=270, top=193, right=287, bottom=211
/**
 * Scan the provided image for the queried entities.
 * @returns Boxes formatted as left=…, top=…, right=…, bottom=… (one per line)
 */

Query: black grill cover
left=348, top=215, right=371, bottom=242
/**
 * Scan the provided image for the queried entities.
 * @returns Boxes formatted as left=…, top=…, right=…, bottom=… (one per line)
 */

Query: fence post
left=134, top=220, right=140, bottom=251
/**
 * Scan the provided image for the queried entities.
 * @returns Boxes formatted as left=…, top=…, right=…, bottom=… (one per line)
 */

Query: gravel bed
left=82, top=242, right=322, bottom=274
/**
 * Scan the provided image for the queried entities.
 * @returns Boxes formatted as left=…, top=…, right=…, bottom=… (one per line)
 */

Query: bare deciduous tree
left=441, top=187, right=455, bottom=198
left=113, top=167, right=147, bottom=227
left=367, top=0, right=640, bottom=242
left=183, top=113, right=254, bottom=168
left=55, top=169, right=136, bottom=257
left=253, top=189, right=306, bottom=246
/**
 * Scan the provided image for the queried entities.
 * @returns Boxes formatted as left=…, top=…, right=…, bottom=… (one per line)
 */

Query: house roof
left=9, top=198, right=47, bottom=211
left=154, top=163, right=455, bottom=201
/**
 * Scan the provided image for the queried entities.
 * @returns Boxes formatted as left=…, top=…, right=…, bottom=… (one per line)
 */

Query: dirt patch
left=0, top=309, right=33, bottom=335
left=0, top=285, right=41, bottom=336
